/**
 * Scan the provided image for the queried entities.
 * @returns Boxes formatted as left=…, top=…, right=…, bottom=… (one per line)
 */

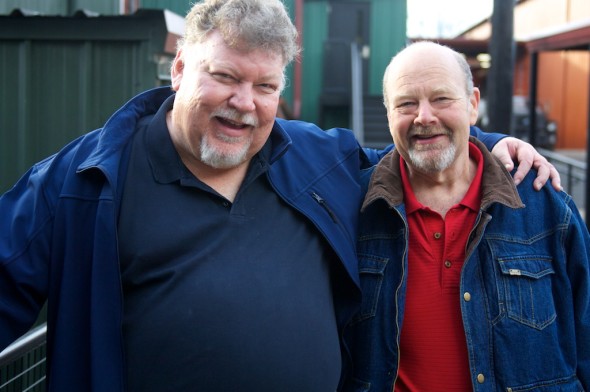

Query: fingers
left=511, top=140, right=534, bottom=186
left=530, top=155, right=562, bottom=191
left=531, top=160, right=549, bottom=190
left=512, top=157, right=532, bottom=186
left=549, top=165, right=563, bottom=191
left=491, top=138, right=515, bottom=172
left=490, top=136, right=563, bottom=192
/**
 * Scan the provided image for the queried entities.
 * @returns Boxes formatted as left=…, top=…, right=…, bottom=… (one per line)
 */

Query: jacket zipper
left=311, top=192, right=339, bottom=223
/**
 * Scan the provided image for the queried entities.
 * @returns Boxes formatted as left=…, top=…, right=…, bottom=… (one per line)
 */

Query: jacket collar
left=362, top=137, right=525, bottom=212
left=76, top=87, right=175, bottom=189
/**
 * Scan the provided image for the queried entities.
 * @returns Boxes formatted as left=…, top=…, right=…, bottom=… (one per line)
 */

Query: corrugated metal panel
left=0, top=0, right=120, bottom=15
left=0, top=0, right=64, bottom=15
left=0, top=11, right=182, bottom=191
left=140, top=0, right=191, bottom=16
left=0, top=41, right=22, bottom=189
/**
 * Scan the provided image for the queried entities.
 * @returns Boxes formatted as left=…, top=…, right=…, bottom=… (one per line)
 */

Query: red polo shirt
left=396, top=142, right=483, bottom=391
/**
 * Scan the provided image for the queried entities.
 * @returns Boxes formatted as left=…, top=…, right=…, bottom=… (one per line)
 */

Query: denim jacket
left=342, top=138, right=590, bottom=391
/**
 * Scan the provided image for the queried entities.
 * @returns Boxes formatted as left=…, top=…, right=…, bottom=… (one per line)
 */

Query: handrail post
left=350, top=41, right=364, bottom=145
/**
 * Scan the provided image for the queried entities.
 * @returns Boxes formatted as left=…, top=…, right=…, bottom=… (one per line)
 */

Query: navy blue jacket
left=0, top=87, right=502, bottom=391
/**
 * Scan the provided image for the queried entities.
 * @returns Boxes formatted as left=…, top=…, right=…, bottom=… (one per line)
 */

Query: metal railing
left=538, top=148, right=587, bottom=218
left=539, top=148, right=586, bottom=193
left=0, top=324, right=47, bottom=391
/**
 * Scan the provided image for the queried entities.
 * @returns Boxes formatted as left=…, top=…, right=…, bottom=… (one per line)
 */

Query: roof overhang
left=523, top=18, right=590, bottom=52
left=410, top=38, right=490, bottom=56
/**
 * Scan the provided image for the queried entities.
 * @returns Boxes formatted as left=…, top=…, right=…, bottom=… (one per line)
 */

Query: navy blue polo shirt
left=118, top=96, right=341, bottom=391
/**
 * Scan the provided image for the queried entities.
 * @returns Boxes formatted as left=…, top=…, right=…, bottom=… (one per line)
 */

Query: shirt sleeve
left=0, top=164, right=51, bottom=350
left=469, top=125, right=507, bottom=150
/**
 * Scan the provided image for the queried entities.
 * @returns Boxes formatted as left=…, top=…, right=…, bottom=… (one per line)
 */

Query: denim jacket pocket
left=353, top=254, right=389, bottom=322
left=498, top=255, right=557, bottom=330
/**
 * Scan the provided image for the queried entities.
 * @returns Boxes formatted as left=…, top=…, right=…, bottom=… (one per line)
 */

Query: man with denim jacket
left=342, top=41, right=590, bottom=391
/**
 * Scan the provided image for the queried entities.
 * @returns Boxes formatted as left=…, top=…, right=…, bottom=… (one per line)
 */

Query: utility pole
left=487, top=0, right=515, bottom=134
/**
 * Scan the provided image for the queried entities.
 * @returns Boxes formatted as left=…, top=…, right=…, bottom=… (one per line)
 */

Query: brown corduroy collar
left=361, top=137, right=525, bottom=213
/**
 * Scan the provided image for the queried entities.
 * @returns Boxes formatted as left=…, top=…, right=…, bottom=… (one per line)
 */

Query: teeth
left=221, top=117, right=243, bottom=127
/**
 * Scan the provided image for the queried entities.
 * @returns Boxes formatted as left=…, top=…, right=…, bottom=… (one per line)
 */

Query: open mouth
left=217, top=116, right=249, bottom=129
left=413, top=133, right=443, bottom=141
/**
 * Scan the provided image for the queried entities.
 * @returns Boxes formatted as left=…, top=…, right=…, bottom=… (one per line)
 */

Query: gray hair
left=383, top=41, right=474, bottom=108
left=179, top=0, right=300, bottom=66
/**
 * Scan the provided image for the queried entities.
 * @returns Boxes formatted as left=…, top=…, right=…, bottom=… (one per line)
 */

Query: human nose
left=228, top=84, right=256, bottom=112
left=414, top=102, right=437, bottom=126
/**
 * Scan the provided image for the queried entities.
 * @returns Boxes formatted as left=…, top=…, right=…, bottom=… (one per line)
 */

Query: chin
left=201, top=144, right=250, bottom=169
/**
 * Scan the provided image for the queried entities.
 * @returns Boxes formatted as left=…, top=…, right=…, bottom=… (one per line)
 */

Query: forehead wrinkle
left=204, top=49, right=283, bottom=85
left=394, top=61, right=463, bottom=91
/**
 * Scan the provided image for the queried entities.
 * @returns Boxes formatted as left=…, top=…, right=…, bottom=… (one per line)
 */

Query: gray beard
left=200, top=133, right=251, bottom=169
left=408, top=143, right=457, bottom=173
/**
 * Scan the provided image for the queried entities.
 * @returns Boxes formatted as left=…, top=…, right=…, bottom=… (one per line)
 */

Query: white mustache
left=211, top=108, right=259, bottom=127
left=409, top=126, right=451, bottom=138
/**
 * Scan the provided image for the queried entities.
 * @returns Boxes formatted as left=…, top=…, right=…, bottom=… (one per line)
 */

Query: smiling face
left=384, top=43, right=480, bottom=174
left=168, top=30, right=285, bottom=171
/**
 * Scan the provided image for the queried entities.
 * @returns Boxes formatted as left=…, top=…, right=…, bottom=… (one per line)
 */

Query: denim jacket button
left=463, top=292, right=471, bottom=301
left=477, top=373, right=485, bottom=383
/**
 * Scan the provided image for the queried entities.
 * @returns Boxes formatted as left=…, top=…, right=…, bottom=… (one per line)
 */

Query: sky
left=407, top=0, right=494, bottom=38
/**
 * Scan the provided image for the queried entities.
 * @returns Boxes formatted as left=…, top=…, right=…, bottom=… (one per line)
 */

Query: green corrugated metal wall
left=0, top=0, right=119, bottom=15
left=0, top=11, right=175, bottom=191
left=0, top=41, right=143, bottom=188
left=140, top=0, right=191, bottom=15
